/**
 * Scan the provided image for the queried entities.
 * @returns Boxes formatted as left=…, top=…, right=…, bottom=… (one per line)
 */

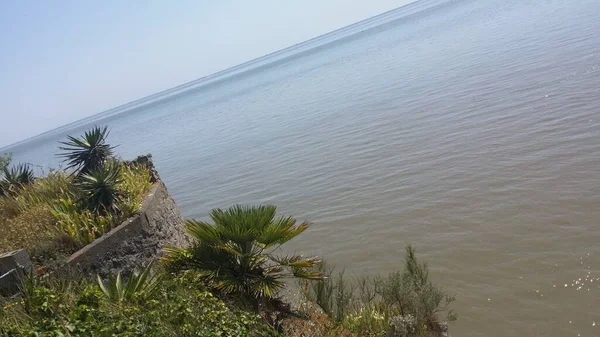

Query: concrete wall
left=66, top=181, right=190, bottom=276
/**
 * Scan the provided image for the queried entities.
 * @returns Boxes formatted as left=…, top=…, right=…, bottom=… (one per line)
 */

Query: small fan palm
left=58, top=126, right=115, bottom=175
left=76, top=163, right=123, bottom=214
left=0, top=163, right=34, bottom=196
left=165, top=205, right=323, bottom=311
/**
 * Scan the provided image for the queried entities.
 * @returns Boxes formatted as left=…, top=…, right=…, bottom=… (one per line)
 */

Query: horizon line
left=2, top=0, right=423, bottom=151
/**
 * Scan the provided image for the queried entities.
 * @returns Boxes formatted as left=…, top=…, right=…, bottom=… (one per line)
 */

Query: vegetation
left=76, top=162, right=123, bottom=214
left=0, top=269, right=278, bottom=337
left=1, top=126, right=457, bottom=336
left=0, top=163, right=34, bottom=197
left=301, top=246, right=457, bottom=336
left=0, top=127, right=153, bottom=265
left=165, top=205, right=323, bottom=311
left=97, top=262, right=162, bottom=304
left=0, top=152, right=11, bottom=171
left=58, top=126, right=115, bottom=175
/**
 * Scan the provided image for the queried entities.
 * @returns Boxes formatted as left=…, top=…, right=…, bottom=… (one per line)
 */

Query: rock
left=0, top=249, right=32, bottom=296
left=127, top=154, right=160, bottom=182
left=0, top=249, right=32, bottom=275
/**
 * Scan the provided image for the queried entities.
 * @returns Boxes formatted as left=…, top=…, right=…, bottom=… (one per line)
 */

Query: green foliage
left=0, top=163, right=34, bottom=196
left=118, top=162, right=153, bottom=214
left=58, top=126, right=115, bottom=175
left=302, top=245, right=457, bottom=337
left=51, top=196, right=126, bottom=246
left=76, top=162, right=123, bottom=214
left=165, top=205, right=323, bottom=311
left=97, top=262, right=162, bottom=304
left=0, top=161, right=152, bottom=262
left=1, top=270, right=279, bottom=337
left=0, top=152, right=11, bottom=171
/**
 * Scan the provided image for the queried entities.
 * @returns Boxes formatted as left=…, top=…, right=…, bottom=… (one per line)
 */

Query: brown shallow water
left=7, top=0, right=600, bottom=335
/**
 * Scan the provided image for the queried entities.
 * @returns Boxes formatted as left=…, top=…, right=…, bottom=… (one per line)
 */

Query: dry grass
left=0, top=204, right=56, bottom=253
left=0, top=163, right=153, bottom=266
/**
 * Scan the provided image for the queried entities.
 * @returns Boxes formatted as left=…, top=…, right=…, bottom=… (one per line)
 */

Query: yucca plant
left=58, top=126, right=115, bottom=175
left=76, top=163, right=123, bottom=214
left=165, top=205, right=323, bottom=311
left=96, top=262, right=162, bottom=304
left=0, top=163, right=34, bottom=196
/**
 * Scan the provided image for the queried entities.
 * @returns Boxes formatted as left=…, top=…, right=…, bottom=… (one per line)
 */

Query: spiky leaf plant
left=165, top=205, right=323, bottom=311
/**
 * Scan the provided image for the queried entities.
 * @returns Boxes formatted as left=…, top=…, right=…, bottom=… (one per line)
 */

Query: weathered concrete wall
left=66, top=181, right=190, bottom=276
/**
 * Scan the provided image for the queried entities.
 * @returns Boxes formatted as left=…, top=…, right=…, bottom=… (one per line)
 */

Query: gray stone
left=0, top=269, right=23, bottom=296
left=0, top=249, right=32, bottom=275
left=65, top=181, right=190, bottom=277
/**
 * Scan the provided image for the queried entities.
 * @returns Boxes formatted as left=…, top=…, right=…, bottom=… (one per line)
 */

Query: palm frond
left=164, top=205, right=322, bottom=312
left=76, top=163, right=123, bottom=214
left=58, top=126, right=115, bottom=174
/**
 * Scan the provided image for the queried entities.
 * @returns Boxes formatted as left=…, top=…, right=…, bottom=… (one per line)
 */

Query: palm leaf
left=58, top=126, right=116, bottom=175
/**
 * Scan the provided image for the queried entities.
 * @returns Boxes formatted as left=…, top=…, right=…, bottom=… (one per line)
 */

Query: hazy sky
left=0, top=0, right=413, bottom=147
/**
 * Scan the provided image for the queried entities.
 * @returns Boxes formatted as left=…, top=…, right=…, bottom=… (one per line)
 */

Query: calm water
left=5, top=0, right=600, bottom=335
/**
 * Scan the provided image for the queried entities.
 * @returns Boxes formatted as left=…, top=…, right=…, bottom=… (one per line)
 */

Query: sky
left=0, top=0, right=414, bottom=147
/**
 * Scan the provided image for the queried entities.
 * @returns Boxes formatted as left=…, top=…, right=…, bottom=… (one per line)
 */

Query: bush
left=0, top=270, right=279, bottom=337
left=165, top=205, right=323, bottom=312
left=301, top=245, right=457, bottom=337
left=0, top=163, right=35, bottom=196
left=0, top=152, right=11, bottom=171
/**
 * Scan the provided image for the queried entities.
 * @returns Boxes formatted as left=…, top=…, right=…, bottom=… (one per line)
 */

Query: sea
left=3, top=0, right=600, bottom=335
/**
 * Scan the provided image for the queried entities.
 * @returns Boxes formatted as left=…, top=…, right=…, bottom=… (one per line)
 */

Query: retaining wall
left=66, top=180, right=190, bottom=276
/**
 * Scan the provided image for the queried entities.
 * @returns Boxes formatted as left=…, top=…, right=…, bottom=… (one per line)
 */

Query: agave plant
left=58, top=126, right=115, bottom=175
left=76, top=163, right=123, bottom=214
left=0, top=163, right=34, bottom=196
left=165, top=205, right=323, bottom=311
left=97, top=262, right=162, bottom=304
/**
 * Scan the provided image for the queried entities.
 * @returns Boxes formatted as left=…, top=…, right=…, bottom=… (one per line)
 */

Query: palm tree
left=76, top=163, right=123, bottom=214
left=58, top=126, right=115, bottom=175
left=0, top=163, right=34, bottom=196
left=165, top=205, right=323, bottom=311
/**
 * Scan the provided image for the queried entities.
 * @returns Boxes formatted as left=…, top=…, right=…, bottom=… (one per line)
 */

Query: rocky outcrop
left=65, top=180, right=190, bottom=276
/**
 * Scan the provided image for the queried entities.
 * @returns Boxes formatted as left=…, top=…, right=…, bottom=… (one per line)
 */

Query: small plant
left=58, top=126, right=115, bottom=175
left=76, top=163, right=123, bottom=214
left=97, top=262, right=162, bottom=304
left=302, top=245, right=457, bottom=337
left=51, top=196, right=122, bottom=246
left=0, top=152, right=11, bottom=171
left=0, top=163, right=34, bottom=196
left=165, top=205, right=323, bottom=311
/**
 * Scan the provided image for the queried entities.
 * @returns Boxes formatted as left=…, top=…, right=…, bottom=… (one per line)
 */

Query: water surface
left=5, top=0, right=600, bottom=335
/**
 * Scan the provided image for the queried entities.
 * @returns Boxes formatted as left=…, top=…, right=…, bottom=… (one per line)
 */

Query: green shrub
left=76, top=162, right=123, bottom=214
left=165, top=205, right=323, bottom=311
left=117, top=162, right=153, bottom=214
left=51, top=196, right=126, bottom=246
left=0, top=152, right=11, bottom=171
left=302, top=245, right=457, bottom=337
left=97, top=262, right=162, bottom=304
left=0, top=163, right=34, bottom=196
left=1, top=270, right=279, bottom=337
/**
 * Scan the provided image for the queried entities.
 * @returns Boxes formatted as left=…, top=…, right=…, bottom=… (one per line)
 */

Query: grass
left=0, top=162, right=153, bottom=266
left=0, top=270, right=278, bottom=337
